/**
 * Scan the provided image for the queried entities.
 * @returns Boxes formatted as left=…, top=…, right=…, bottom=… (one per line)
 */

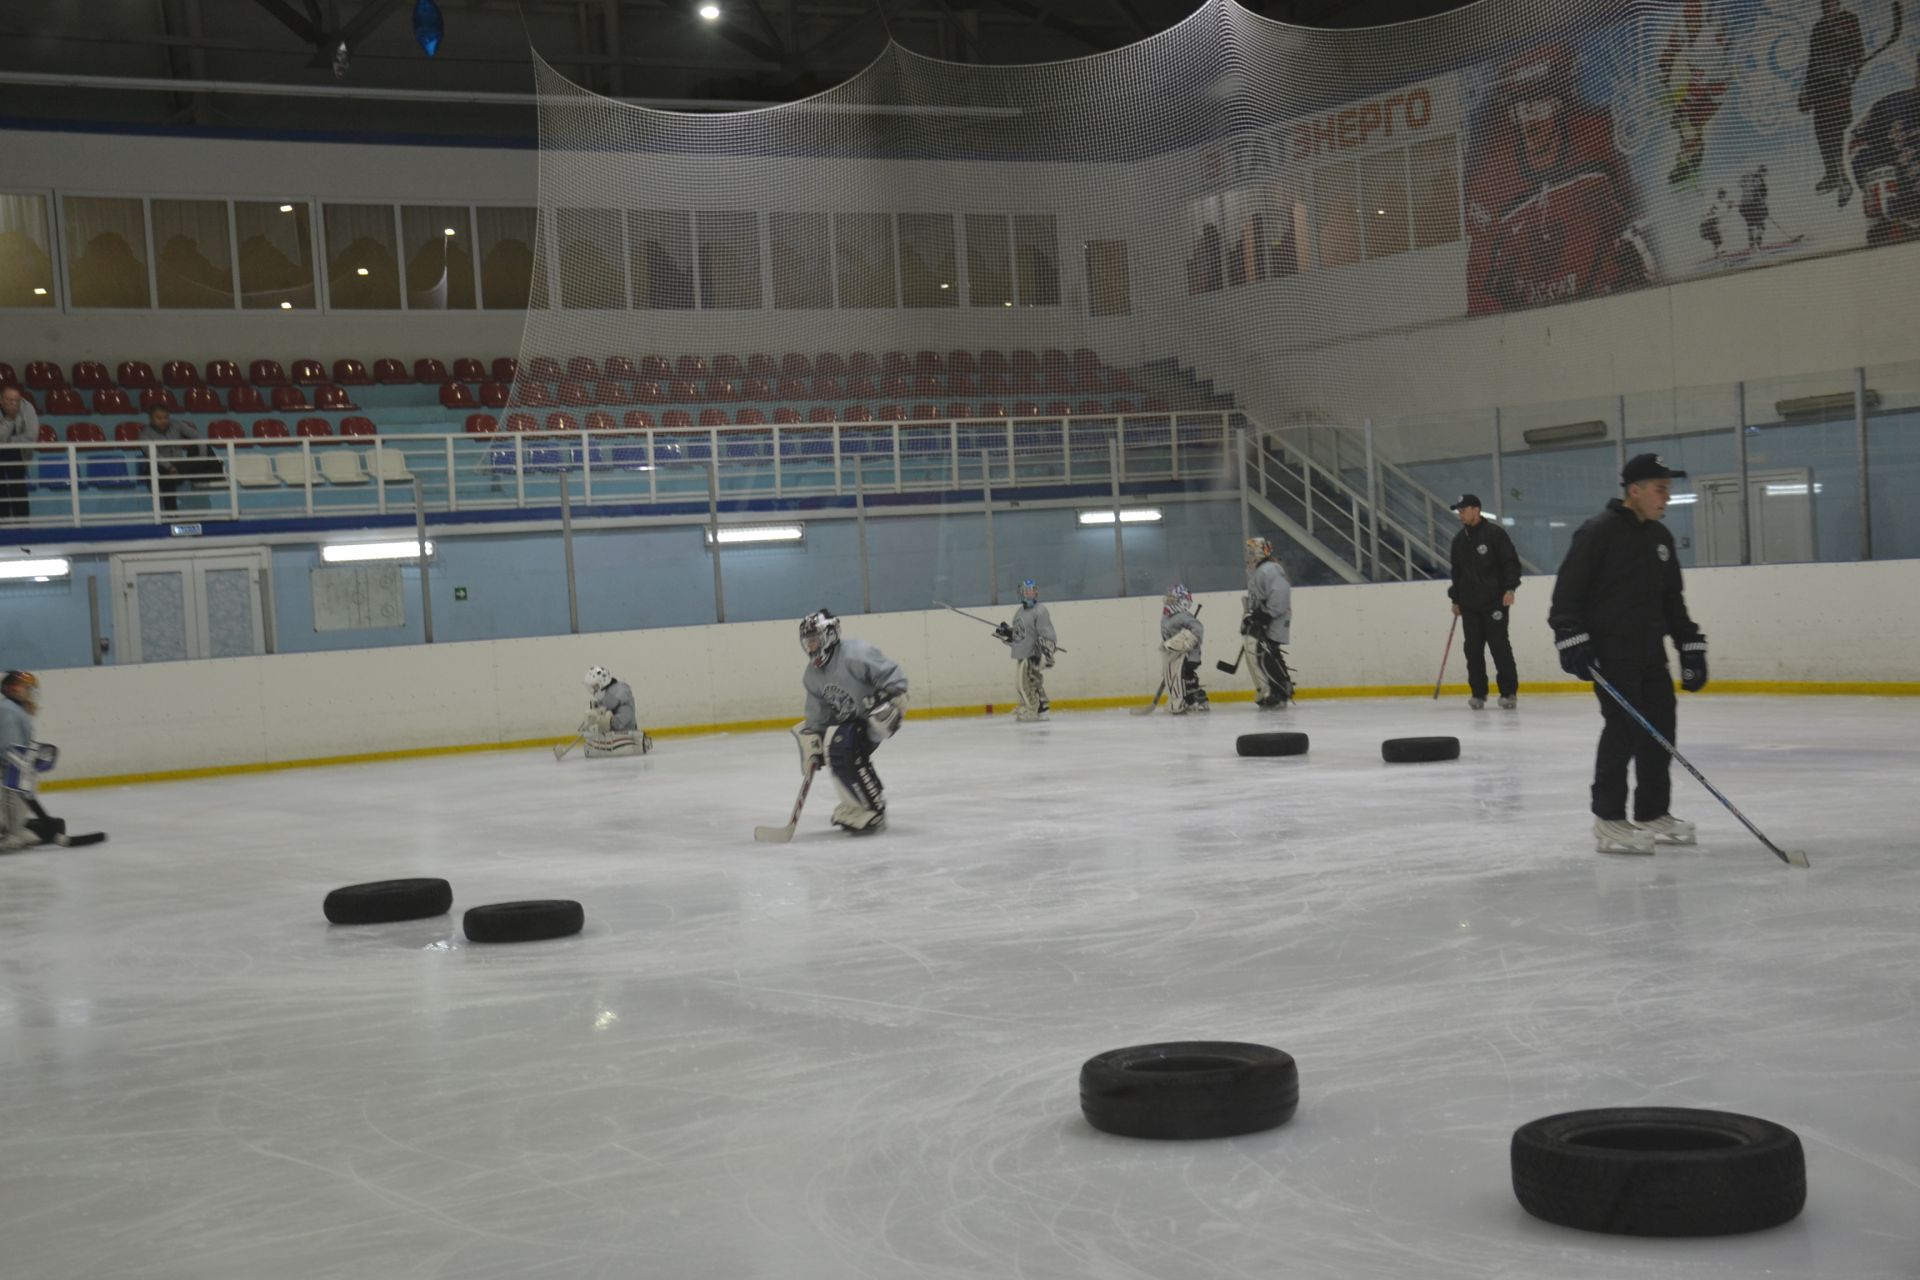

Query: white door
left=1693, top=469, right=1815, bottom=566
left=111, top=550, right=270, bottom=663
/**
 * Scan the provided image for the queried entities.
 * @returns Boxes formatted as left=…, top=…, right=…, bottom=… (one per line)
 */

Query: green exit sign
left=453, top=587, right=468, bottom=601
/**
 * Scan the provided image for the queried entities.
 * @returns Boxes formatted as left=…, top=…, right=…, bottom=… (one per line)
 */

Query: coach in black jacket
left=1548, top=454, right=1708, bottom=855
left=1446, top=493, right=1523, bottom=709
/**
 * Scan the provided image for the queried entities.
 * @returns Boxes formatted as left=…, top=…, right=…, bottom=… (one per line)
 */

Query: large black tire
left=1236, top=732, right=1309, bottom=758
left=1381, top=736, right=1460, bottom=764
left=1511, top=1108, right=1805, bottom=1237
left=464, top=899, right=585, bottom=944
left=1080, top=1042, right=1298, bottom=1140
left=323, top=878, right=453, bottom=925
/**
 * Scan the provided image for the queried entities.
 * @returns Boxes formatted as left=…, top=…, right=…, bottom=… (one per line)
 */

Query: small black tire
left=1382, top=735, right=1460, bottom=763
left=1236, top=732, right=1309, bottom=758
left=1080, top=1042, right=1298, bottom=1140
left=323, top=878, right=453, bottom=925
left=463, top=899, right=585, bottom=944
left=1511, top=1107, right=1805, bottom=1237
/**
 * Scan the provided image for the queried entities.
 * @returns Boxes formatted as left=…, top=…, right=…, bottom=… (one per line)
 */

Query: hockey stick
left=1865, top=0, right=1905, bottom=65
left=1216, top=637, right=1247, bottom=676
left=552, top=734, right=584, bottom=761
left=755, top=727, right=819, bottom=843
left=934, top=600, right=1068, bottom=652
left=23, top=801, right=106, bottom=848
left=1767, top=216, right=1807, bottom=245
left=1590, top=667, right=1808, bottom=868
left=1433, top=615, right=1459, bottom=699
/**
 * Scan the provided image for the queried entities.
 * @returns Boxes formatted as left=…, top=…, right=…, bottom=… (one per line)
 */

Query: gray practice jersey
left=1247, top=559, right=1292, bottom=644
left=1007, top=602, right=1057, bottom=662
left=594, top=679, right=637, bottom=732
left=1160, top=609, right=1204, bottom=663
left=0, top=699, right=32, bottom=753
left=803, top=637, right=909, bottom=732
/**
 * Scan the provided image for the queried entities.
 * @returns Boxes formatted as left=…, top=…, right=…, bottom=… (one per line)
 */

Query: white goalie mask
left=799, top=610, right=840, bottom=669
left=585, top=666, right=614, bottom=694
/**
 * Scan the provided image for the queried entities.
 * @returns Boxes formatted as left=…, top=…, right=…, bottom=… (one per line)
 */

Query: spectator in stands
left=141, top=405, right=208, bottom=514
left=0, top=385, right=38, bottom=524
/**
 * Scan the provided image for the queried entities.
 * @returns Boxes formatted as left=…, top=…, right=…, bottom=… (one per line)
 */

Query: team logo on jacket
left=1491, top=610, right=1504, bottom=621
left=1475, top=543, right=1489, bottom=555
left=1656, top=545, right=1670, bottom=562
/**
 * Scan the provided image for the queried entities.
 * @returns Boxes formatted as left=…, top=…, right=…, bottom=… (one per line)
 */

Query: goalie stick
left=23, top=801, right=107, bottom=848
left=934, top=600, right=1069, bottom=652
left=755, top=727, right=819, bottom=843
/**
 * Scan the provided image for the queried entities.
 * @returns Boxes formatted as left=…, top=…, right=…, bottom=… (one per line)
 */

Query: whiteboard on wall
left=311, top=565, right=406, bottom=631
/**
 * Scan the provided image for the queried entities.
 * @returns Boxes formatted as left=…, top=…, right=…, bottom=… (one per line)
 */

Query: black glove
left=1679, top=637, right=1709, bottom=693
left=1554, top=630, right=1595, bottom=680
left=1240, top=609, right=1272, bottom=637
left=993, top=622, right=1012, bottom=643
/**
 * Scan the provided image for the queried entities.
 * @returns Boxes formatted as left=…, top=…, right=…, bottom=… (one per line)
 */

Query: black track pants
left=1590, top=661, right=1676, bottom=822
left=1460, top=607, right=1517, bottom=700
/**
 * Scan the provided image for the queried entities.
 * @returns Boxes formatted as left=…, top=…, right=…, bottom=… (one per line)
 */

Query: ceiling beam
left=248, top=0, right=323, bottom=44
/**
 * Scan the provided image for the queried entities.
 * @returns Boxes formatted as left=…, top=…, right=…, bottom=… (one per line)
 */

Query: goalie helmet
left=799, top=609, right=840, bottom=669
left=2, top=670, right=38, bottom=714
left=1162, top=583, right=1194, bottom=617
left=1244, top=536, right=1274, bottom=567
left=584, top=666, right=614, bottom=694
left=1019, top=578, right=1039, bottom=606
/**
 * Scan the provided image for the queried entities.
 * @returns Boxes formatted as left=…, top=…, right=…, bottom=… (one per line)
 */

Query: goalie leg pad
left=584, top=735, right=640, bottom=757
left=1256, top=641, right=1293, bottom=706
left=826, top=721, right=886, bottom=829
left=1163, top=650, right=1190, bottom=714
left=0, top=790, right=31, bottom=852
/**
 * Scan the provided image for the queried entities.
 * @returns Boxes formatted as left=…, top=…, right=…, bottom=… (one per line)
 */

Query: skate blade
left=1597, top=843, right=1656, bottom=856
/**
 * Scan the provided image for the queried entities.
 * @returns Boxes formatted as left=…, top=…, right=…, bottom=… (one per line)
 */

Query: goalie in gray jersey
left=797, top=610, right=909, bottom=834
left=1242, top=537, right=1295, bottom=708
left=994, top=579, right=1058, bottom=722
left=583, top=666, right=652, bottom=757
left=1160, top=583, right=1209, bottom=714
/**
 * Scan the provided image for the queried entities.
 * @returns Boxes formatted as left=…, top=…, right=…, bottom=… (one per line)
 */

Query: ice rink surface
left=2, top=693, right=1917, bottom=1279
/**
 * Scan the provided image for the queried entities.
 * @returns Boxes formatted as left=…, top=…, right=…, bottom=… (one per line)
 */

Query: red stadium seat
left=91, top=387, right=131, bottom=415
left=499, top=413, right=534, bottom=432
left=120, top=361, right=162, bottom=389
left=491, top=356, right=519, bottom=383
left=373, top=358, right=410, bottom=384
left=772, top=407, right=801, bottom=424
left=296, top=418, right=332, bottom=438
left=0, top=360, right=18, bottom=386
left=634, top=381, right=664, bottom=405
left=808, top=406, right=839, bottom=424
left=314, top=385, right=355, bottom=410
left=1072, top=347, right=1101, bottom=373
left=1045, top=401, right=1072, bottom=416
left=184, top=387, right=222, bottom=412
left=908, top=403, right=938, bottom=421
left=71, top=361, right=110, bottom=390
left=743, top=377, right=772, bottom=400
left=638, top=354, right=670, bottom=380
left=745, top=353, right=776, bottom=379
left=913, top=374, right=940, bottom=397
left=1074, top=370, right=1105, bottom=395
left=25, top=362, right=64, bottom=390
left=846, top=375, right=876, bottom=399
left=603, top=356, right=636, bottom=379
left=713, top=354, right=744, bottom=379
left=914, top=350, right=943, bottom=374
left=228, top=386, right=266, bottom=413
left=1110, top=398, right=1139, bottom=414
left=622, top=410, right=655, bottom=431
left=876, top=403, right=903, bottom=422
left=1076, top=399, right=1104, bottom=416
left=332, top=359, right=373, bottom=386
left=518, top=382, right=553, bottom=408
left=556, top=379, right=592, bottom=407
left=340, top=416, right=376, bottom=437
left=1045, top=371, right=1073, bottom=396
left=1042, top=348, right=1070, bottom=373
left=881, top=352, right=910, bottom=377
left=979, top=350, right=1009, bottom=375
left=814, top=352, right=847, bottom=377
left=439, top=382, right=477, bottom=410
left=139, top=387, right=181, bottom=413
left=1012, top=372, right=1041, bottom=395
left=208, top=419, right=245, bottom=441
left=1142, top=397, right=1170, bottom=413
left=698, top=408, right=727, bottom=427
left=205, top=360, right=243, bottom=387
left=840, top=405, right=870, bottom=423
left=947, top=350, right=977, bottom=375
left=977, top=402, right=1005, bottom=417
left=290, top=358, right=325, bottom=385
left=736, top=407, right=766, bottom=425
left=809, top=376, right=840, bottom=400
left=526, top=356, right=562, bottom=382
left=947, top=402, right=973, bottom=419
left=1010, top=350, right=1040, bottom=376
left=270, top=386, right=310, bottom=412
left=67, top=422, right=106, bottom=443
left=585, top=410, right=617, bottom=431
left=252, top=418, right=290, bottom=439
left=479, top=382, right=510, bottom=408
left=669, top=380, right=698, bottom=403
left=949, top=372, right=978, bottom=396
left=413, top=358, right=449, bottom=384
left=113, top=421, right=144, bottom=442
left=662, top=410, right=693, bottom=429
left=879, top=375, right=908, bottom=399
left=565, top=356, right=598, bottom=380
left=780, top=352, right=811, bottom=378
left=35, top=423, right=54, bottom=443
left=982, top=372, right=1012, bottom=396
left=45, top=389, right=84, bottom=415
left=249, top=360, right=287, bottom=386
left=451, top=357, right=486, bottom=382
left=777, top=377, right=807, bottom=400
left=847, top=352, right=876, bottom=377
left=674, top=355, right=708, bottom=380
left=704, top=379, right=739, bottom=402
left=1011, top=401, right=1040, bottom=416
left=545, top=411, right=579, bottom=433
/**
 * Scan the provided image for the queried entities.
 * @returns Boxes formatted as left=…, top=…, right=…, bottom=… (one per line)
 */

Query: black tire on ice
left=1381, top=736, right=1460, bottom=763
left=1236, top=732, right=1309, bottom=758
left=463, top=899, right=585, bottom=944
left=323, top=878, right=453, bottom=925
left=1511, top=1107, right=1805, bottom=1237
left=1080, top=1042, right=1298, bottom=1140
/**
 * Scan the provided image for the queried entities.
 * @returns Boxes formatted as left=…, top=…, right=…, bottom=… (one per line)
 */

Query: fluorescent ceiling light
left=1667, top=493, right=1698, bottom=505
left=355, top=267, right=369, bottom=276
left=279, top=301, right=292, bottom=309
left=705, top=524, right=803, bottom=546
left=698, top=3, right=720, bottom=17
left=32, top=287, right=47, bottom=296
left=1078, top=508, right=1163, bottom=526
left=0, top=557, right=70, bottom=581
left=279, top=203, right=294, bottom=213
left=443, top=227, right=457, bottom=236
left=1764, top=482, right=1822, bottom=496
left=1523, top=419, right=1608, bottom=447
left=1776, top=390, right=1878, bottom=419
left=321, top=539, right=432, bottom=562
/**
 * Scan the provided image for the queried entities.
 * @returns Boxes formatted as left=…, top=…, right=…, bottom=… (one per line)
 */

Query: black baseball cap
left=1448, top=494, right=1482, bottom=511
left=1621, top=453, right=1687, bottom=485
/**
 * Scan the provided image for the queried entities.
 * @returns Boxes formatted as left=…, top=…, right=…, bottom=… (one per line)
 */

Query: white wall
left=39, top=559, right=1920, bottom=785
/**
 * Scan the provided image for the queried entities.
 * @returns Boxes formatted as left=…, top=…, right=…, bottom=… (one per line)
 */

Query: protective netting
left=506, top=0, right=1914, bottom=589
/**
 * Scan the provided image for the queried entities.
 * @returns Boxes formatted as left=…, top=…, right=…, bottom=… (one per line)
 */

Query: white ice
left=2, top=695, right=1917, bottom=1279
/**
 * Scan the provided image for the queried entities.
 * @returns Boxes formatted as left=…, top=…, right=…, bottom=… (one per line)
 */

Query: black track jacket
left=1448, top=518, right=1522, bottom=611
left=1548, top=499, right=1702, bottom=662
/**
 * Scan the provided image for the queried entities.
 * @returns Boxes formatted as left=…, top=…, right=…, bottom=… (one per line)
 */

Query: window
left=152, top=199, right=233, bottom=308
left=234, top=200, right=315, bottom=310
left=0, top=193, right=57, bottom=307
left=626, top=209, right=693, bottom=310
left=1187, top=222, right=1224, bottom=294
left=897, top=213, right=958, bottom=307
left=555, top=207, right=624, bottom=309
left=834, top=212, right=895, bottom=309
left=1013, top=214, right=1059, bottom=306
left=401, top=206, right=475, bottom=310
left=1311, top=161, right=1362, bottom=269
left=769, top=212, right=832, bottom=309
left=324, top=204, right=401, bottom=310
left=64, top=195, right=150, bottom=308
left=696, top=211, right=762, bottom=310
left=1360, top=151, right=1411, bottom=260
left=1264, top=185, right=1309, bottom=278
left=1085, top=240, right=1131, bottom=316
left=477, top=206, right=540, bottom=310
left=964, top=214, right=1011, bottom=307
left=1410, top=135, right=1462, bottom=248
